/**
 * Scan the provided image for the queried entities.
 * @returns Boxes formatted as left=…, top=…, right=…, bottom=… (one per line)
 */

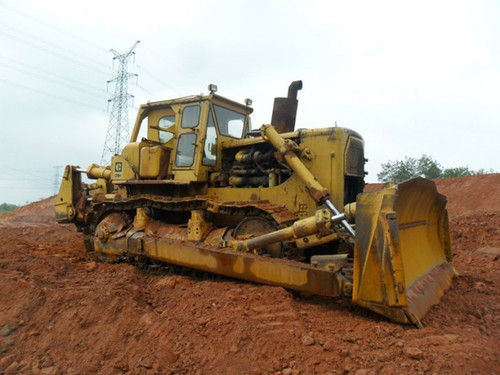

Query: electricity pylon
left=101, top=41, right=140, bottom=164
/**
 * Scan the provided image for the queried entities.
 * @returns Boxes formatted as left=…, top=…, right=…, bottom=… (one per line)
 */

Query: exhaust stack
left=271, top=80, right=302, bottom=133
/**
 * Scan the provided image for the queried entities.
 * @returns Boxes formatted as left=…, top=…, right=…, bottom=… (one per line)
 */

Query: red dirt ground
left=0, top=174, right=498, bottom=374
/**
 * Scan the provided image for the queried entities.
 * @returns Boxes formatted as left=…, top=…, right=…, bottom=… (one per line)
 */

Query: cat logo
left=114, top=162, right=123, bottom=172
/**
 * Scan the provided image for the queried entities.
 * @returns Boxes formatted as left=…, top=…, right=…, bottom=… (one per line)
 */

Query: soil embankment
left=0, top=174, right=498, bottom=374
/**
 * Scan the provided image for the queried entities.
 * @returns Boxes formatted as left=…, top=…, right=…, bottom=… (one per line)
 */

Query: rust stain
left=307, top=186, right=330, bottom=204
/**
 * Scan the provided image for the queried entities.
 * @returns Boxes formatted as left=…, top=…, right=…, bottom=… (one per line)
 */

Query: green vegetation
left=0, top=203, right=19, bottom=213
left=378, top=155, right=495, bottom=183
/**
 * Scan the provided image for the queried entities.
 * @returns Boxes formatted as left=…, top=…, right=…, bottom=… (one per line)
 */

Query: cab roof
left=139, top=93, right=253, bottom=114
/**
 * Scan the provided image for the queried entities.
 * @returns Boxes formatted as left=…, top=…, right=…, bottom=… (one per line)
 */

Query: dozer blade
left=353, top=177, right=457, bottom=326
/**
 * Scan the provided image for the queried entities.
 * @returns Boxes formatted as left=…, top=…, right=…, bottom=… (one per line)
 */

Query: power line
left=0, top=23, right=107, bottom=71
left=0, top=29, right=109, bottom=76
left=0, top=61, right=106, bottom=98
left=0, top=186, right=52, bottom=190
left=0, top=1, right=106, bottom=53
left=141, top=42, right=197, bottom=82
left=0, top=3, right=177, bottom=103
left=0, top=164, right=57, bottom=183
left=1, top=173, right=53, bottom=184
left=135, top=63, right=182, bottom=96
left=0, top=165, right=60, bottom=192
left=136, top=83, right=156, bottom=98
left=0, top=179, right=53, bottom=187
left=0, top=55, right=105, bottom=93
left=0, top=78, right=105, bottom=112
left=101, top=41, right=140, bottom=164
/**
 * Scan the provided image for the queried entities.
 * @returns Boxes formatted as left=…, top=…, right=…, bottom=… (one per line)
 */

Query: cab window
left=175, top=133, right=197, bottom=167
left=158, top=115, right=175, bottom=143
left=181, top=105, right=201, bottom=128
left=213, top=105, right=245, bottom=138
left=202, top=108, right=217, bottom=166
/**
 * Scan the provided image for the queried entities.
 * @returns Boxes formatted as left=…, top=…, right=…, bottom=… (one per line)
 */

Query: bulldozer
left=55, top=81, right=456, bottom=326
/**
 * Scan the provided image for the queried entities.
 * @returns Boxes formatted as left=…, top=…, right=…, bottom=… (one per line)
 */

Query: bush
left=0, top=203, right=19, bottom=213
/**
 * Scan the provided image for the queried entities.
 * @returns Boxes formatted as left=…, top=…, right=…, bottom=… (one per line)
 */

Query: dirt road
left=0, top=174, right=498, bottom=374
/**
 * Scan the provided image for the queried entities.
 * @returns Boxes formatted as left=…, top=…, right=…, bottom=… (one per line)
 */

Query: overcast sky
left=0, top=0, right=498, bottom=204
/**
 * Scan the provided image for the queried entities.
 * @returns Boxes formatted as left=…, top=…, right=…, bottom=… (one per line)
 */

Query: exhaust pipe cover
left=271, top=80, right=303, bottom=133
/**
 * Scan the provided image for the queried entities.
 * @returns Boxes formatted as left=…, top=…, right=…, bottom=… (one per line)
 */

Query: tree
left=377, top=157, right=417, bottom=183
left=473, top=168, right=495, bottom=176
left=441, top=167, right=473, bottom=178
left=0, top=203, right=18, bottom=213
left=378, top=155, right=495, bottom=182
left=377, top=155, right=441, bottom=183
left=417, top=155, right=442, bottom=179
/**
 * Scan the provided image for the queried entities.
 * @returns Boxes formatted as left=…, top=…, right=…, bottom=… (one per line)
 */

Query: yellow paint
left=261, top=125, right=329, bottom=202
left=232, top=256, right=245, bottom=274
left=95, top=91, right=358, bottom=221
left=153, top=241, right=219, bottom=270
left=54, top=165, right=81, bottom=223
left=233, top=209, right=332, bottom=252
left=249, top=260, right=309, bottom=286
left=207, top=127, right=357, bottom=219
left=86, top=163, right=111, bottom=179
left=112, top=154, right=137, bottom=180
left=187, top=210, right=211, bottom=241
left=95, top=230, right=341, bottom=296
left=139, top=146, right=166, bottom=178
left=121, top=142, right=142, bottom=168
left=353, top=178, right=454, bottom=324
left=55, top=86, right=455, bottom=326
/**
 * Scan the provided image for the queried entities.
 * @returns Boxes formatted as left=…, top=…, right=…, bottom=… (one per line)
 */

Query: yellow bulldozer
left=55, top=81, right=455, bottom=326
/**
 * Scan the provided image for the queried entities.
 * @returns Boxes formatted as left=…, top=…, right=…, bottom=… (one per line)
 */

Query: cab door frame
left=171, top=100, right=209, bottom=183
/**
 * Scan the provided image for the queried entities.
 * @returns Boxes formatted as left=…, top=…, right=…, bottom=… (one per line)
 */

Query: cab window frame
left=157, top=115, right=175, bottom=143
left=202, top=106, right=218, bottom=167
left=213, top=104, right=247, bottom=139
left=175, top=132, right=197, bottom=167
left=181, top=104, right=201, bottom=128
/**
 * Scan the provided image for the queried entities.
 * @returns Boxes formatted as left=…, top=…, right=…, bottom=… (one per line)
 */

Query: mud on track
left=0, top=174, right=498, bottom=374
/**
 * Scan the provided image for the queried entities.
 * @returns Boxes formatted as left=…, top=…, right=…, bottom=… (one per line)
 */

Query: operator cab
left=115, top=86, right=253, bottom=185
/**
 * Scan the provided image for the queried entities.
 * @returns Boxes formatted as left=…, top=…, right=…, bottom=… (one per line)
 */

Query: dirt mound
left=0, top=175, right=498, bottom=374
left=434, top=174, right=500, bottom=218
left=365, top=173, right=500, bottom=218
left=0, top=196, right=56, bottom=225
left=451, top=212, right=500, bottom=253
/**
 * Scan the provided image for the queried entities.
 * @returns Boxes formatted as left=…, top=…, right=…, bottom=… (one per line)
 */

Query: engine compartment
left=209, top=143, right=293, bottom=188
